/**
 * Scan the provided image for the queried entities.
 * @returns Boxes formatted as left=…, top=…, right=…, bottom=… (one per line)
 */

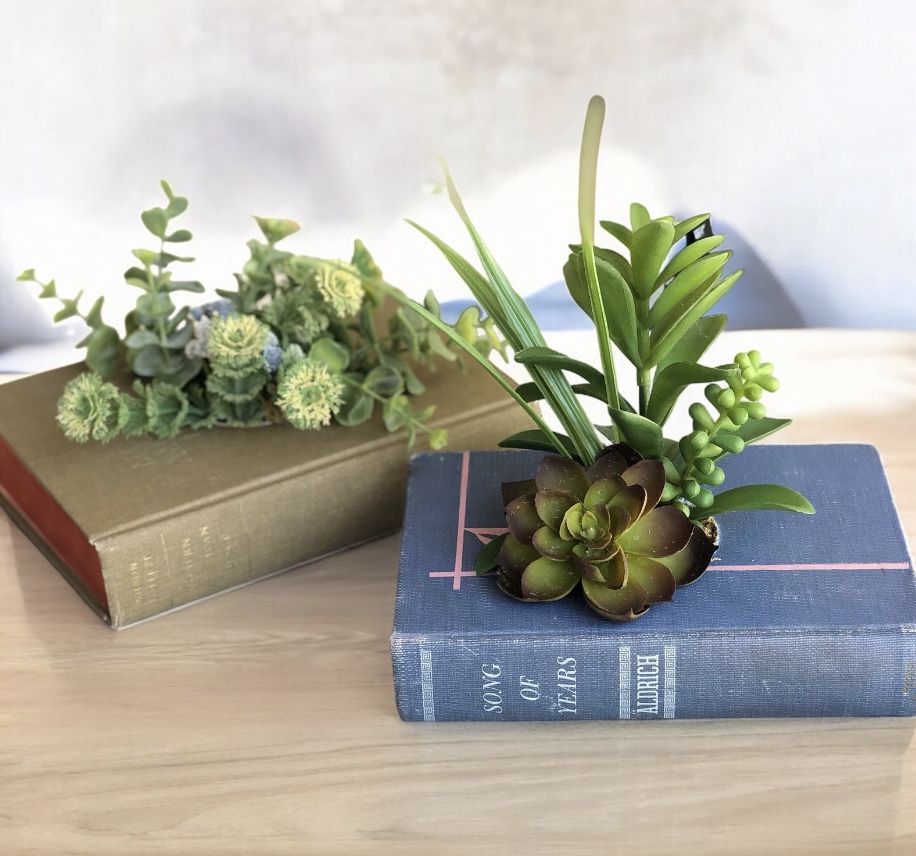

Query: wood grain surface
left=2, top=329, right=915, bottom=856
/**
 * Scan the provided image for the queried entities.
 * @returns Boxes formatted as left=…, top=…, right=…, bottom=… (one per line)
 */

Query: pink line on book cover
left=427, top=453, right=911, bottom=589
left=428, top=452, right=476, bottom=590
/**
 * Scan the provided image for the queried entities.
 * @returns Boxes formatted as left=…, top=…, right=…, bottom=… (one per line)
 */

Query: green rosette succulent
left=489, top=444, right=717, bottom=622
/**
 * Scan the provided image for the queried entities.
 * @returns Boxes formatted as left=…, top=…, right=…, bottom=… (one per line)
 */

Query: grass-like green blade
left=406, top=220, right=514, bottom=347
left=437, top=162, right=600, bottom=463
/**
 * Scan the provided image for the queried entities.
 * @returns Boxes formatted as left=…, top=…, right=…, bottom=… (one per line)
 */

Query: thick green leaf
left=124, top=329, right=161, bottom=350
left=141, top=207, right=168, bottom=238
left=402, top=365, right=425, bottom=396
left=630, top=220, right=675, bottom=299
left=646, top=363, right=738, bottom=426
left=84, top=326, right=121, bottom=376
left=498, top=429, right=578, bottom=457
left=335, top=378, right=375, bottom=426
left=569, top=244, right=637, bottom=291
left=563, top=252, right=591, bottom=318
left=53, top=291, right=82, bottom=322
left=608, top=408, right=665, bottom=458
left=164, top=321, right=194, bottom=349
left=136, top=292, right=174, bottom=318
left=693, top=484, right=815, bottom=519
left=475, top=532, right=508, bottom=575
left=598, top=219, right=631, bottom=249
left=164, top=229, right=193, bottom=243
left=656, top=235, right=725, bottom=287
left=515, top=346, right=606, bottom=389
left=654, top=315, right=727, bottom=375
left=130, top=344, right=166, bottom=376
left=154, top=251, right=194, bottom=267
left=83, top=296, right=105, bottom=328
left=736, top=416, right=792, bottom=444
left=254, top=216, right=301, bottom=243
left=159, top=357, right=203, bottom=389
left=363, top=365, right=404, bottom=396
left=673, top=214, right=711, bottom=242
left=309, top=337, right=350, bottom=374
left=648, top=251, right=731, bottom=328
left=595, top=247, right=636, bottom=291
left=648, top=270, right=743, bottom=368
left=161, top=181, right=189, bottom=218
left=590, top=255, right=640, bottom=365
left=383, top=394, right=412, bottom=432
left=565, top=253, right=640, bottom=366
left=164, top=279, right=206, bottom=293
left=629, top=203, right=651, bottom=230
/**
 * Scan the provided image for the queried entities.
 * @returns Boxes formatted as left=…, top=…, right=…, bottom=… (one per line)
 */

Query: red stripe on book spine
left=0, top=434, right=108, bottom=609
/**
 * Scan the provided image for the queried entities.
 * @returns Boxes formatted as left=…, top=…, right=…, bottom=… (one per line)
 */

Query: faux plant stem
left=578, top=95, right=621, bottom=428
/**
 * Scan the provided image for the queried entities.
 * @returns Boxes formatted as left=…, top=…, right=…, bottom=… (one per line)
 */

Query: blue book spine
left=392, top=630, right=916, bottom=721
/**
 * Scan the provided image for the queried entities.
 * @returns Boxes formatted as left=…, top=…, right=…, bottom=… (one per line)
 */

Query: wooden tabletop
left=2, top=329, right=916, bottom=855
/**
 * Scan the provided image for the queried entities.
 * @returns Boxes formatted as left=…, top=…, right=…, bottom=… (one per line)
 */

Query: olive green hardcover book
left=0, top=360, right=531, bottom=628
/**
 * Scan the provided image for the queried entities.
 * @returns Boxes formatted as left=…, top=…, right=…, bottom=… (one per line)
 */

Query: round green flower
left=207, top=313, right=271, bottom=377
left=315, top=262, right=364, bottom=319
left=276, top=357, right=345, bottom=431
left=57, top=373, right=122, bottom=443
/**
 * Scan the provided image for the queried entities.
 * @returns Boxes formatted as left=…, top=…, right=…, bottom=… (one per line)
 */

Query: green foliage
left=24, top=185, right=493, bottom=448
left=374, top=95, right=813, bottom=523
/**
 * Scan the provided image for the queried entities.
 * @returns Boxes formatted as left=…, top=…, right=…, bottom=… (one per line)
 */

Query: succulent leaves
left=490, top=444, right=717, bottom=622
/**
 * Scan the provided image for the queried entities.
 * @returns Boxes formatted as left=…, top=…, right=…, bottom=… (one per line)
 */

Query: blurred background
left=1, top=0, right=914, bottom=370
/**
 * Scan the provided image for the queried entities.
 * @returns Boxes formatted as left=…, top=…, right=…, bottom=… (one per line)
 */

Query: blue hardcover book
left=391, top=444, right=916, bottom=720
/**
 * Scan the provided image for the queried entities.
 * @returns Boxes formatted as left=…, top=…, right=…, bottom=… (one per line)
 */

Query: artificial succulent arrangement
left=334, top=95, right=815, bottom=622
left=19, top=182, right=504, bottom=448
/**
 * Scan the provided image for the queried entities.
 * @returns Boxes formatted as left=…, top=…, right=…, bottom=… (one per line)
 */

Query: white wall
left=1, top=0, right=913, bottom=329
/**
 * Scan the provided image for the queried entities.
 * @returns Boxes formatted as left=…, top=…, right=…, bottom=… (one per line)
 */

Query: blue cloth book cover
left=391, top=444, right=916, bottom=721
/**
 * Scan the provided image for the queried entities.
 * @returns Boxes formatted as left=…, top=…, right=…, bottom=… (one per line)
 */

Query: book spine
left=391, top=629, right=916, bottom=721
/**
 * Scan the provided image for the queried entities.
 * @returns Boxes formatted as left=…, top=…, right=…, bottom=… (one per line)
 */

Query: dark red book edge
left=0, top=434, right=110, bottom=622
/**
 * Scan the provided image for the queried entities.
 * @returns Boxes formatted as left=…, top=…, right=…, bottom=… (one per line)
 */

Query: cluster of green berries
left=662, top=352, right=780, bottom=511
